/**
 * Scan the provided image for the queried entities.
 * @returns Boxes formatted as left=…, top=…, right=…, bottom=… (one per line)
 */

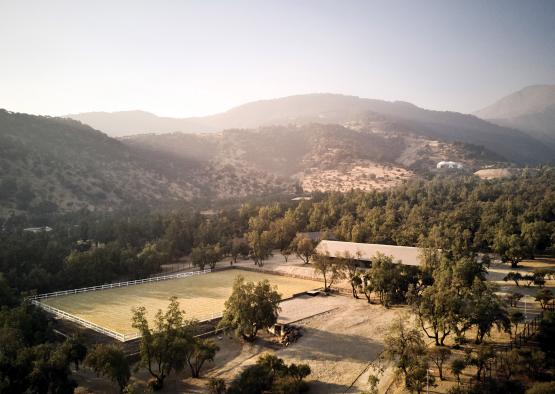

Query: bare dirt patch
left=474, top=168, right=513, bottom=179
left=299, top=160, right=414, bottom=192
left=183, top=296, right=408, bottom=394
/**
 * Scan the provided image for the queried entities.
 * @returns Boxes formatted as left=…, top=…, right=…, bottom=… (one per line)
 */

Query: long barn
left=315, top=240, right=421, bottom=266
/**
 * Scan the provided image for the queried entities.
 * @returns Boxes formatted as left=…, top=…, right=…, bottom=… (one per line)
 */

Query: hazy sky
left=1, top=0, right=554, bottom=117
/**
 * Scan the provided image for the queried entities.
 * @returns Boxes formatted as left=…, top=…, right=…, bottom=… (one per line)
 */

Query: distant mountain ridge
left=68, top=93, right=554, bottom=164
left=67, top=94, right=420, bottom=136
left=65, top=110, right=215, bottom=137
left=475, top=85, right=555, bottom=150
left=475, top=85, right=555, bottom=119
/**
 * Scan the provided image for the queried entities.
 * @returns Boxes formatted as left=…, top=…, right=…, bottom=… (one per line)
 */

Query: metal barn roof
left=315, top=240, right=421, bottom=266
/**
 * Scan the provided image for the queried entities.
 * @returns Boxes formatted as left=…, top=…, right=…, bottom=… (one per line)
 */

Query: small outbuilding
left=200, top=209, right=221, bottom=217
left=23, top=226, right=53, bottom=233
left=291, top=196, right=312, bottom=201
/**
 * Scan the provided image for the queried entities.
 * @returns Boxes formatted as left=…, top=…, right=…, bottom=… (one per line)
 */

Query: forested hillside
left=0, top=110, right=292, bottom=216
left=125, top=121, right=506, bottom=193
left=0, top=110, right=197, bottom=214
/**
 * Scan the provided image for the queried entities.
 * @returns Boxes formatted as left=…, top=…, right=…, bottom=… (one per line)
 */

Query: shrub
left=207, top=378, right=226, bottom=394
left=227, top=353, right=310, bottom=394
left=526, top=382, right=555, bottom=394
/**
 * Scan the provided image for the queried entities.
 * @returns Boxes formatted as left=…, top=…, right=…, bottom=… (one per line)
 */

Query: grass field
left=42, top=269, right=322, bottom=336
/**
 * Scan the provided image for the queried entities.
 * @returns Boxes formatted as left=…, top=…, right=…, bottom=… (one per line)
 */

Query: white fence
left=30, top=269, right=212, bottom=300
left=30, top=269, right=217, bottom=342
left=32, top=300, right=137, bottom=341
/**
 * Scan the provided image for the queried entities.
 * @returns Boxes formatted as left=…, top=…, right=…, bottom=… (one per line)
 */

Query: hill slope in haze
left=66, top=110, right=215, bottom=137
left=123, top=118, right=506, bottom=193
left=69, top=94, right=554, bottom=164
left=0, top=110, right=198, bottom=215
left=0, top=110, right=291, bottom=216
left=475, top=85, right=555, bottom=150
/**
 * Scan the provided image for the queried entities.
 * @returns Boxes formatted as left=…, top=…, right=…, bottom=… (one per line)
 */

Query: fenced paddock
left=33, top=268, right=322, bottom=341
left=32, top=269, right=213, bottom=300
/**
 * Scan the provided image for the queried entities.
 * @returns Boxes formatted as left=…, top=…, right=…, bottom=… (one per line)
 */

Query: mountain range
left=68, top=93, right=554, bottom=164
left=2, top=87, right=554, bottom=216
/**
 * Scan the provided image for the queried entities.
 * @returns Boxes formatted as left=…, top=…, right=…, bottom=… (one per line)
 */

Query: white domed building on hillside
left=436, top=161, right=463, bottom=169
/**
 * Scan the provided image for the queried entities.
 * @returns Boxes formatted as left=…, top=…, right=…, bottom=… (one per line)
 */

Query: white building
left=436, top=161, right=463, bottom=169
left=315, top=240, right=421, bottom=266
left=23, top=226, right=53, bottom=233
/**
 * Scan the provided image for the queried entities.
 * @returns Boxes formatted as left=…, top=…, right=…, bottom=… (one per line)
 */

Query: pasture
left=41, top=269, right=322, bottom=337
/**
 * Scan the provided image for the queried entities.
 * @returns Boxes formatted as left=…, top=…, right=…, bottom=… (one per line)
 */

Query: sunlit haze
left=1, top=0, right=554, bottom=117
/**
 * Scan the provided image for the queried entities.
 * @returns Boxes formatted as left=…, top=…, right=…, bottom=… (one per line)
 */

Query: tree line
left=2, top=169, right=554, bottom=297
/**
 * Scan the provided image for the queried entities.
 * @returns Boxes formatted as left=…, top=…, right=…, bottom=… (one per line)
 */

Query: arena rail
left=32, top=300, right=224, bottom=342
left=29, top=268, right=221, bottom=342
left=31, top=300, right=135, bottom=341
left=30, top=269, right=212, bottom=300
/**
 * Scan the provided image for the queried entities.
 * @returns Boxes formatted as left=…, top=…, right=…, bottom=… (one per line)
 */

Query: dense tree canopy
left=0, top=302, right=79, bottom=393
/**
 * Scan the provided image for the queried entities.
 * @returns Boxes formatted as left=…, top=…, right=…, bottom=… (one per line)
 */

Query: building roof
left=291, top=196, right=312, bottom=201
left=315, top=240, right=421, bottom=266
left=200, top=209, right=221, bottom=216
left=23, top=226, right=53, bottom=233
left=436, top=161, right=463, bottom=169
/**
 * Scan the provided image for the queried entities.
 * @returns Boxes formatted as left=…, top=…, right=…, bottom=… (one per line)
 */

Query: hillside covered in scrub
left=0, top=110, right=292, bottom=216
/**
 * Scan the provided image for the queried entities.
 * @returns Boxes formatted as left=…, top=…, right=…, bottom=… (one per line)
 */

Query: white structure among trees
left=436, top=161, right=463, bottom=169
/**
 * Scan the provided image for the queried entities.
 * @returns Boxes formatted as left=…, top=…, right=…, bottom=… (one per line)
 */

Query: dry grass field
left=474, top=168, right=513, bottom=179
left=42, top=269, right=322, bottom=337
left=300, top=160, right=414, bottom=192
